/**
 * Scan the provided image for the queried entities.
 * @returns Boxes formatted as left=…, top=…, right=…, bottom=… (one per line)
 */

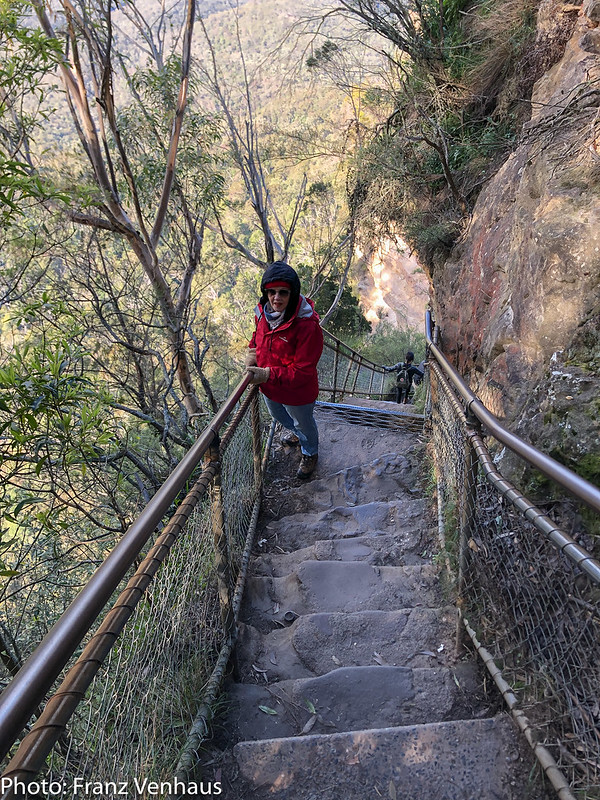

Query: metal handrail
left=430, top=358, right=600, bottom=585
left=321, top=328, right=389, bottom=403
left=0, top=374, right=253, bottom=762
left=425, top=311, right=600, bottom=515
left=322, top=329, right=386, bottom=372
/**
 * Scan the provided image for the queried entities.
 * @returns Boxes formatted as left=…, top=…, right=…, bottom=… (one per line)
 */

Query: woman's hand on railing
left=246, top=366, right=270, bottom=384
left=245, top=348, right=257, bottom=368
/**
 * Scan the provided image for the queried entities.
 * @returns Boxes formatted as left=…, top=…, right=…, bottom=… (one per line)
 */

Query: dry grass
left=469, top=0, right=539, bottom=40
left=462, top=0, right=541, bottom=116
left=463, top=0, right=579, bottom=121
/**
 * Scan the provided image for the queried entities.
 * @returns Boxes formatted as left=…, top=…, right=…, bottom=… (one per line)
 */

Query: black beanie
left=260, top=262, right=301, bottom=321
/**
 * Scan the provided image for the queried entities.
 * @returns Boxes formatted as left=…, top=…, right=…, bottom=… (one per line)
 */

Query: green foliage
left=576, top=453, right=600, bottom=488
left=346, top=321, right=426, bottom=367
left=0, top=1, right=65, bottom=222
left=306, top=40, right=339, bottom=69
left=0, top=292, right=140, bottom=659
left=347, top=0, right=545, bottom=268
left=99, top=57, right=226, bottom=216
left=0, top=339, right=112, bottom=460
left=442, top=0, right=471, bottom=26
left=0, top=297, right=119, bottom=498
left=314, top=277, right=371, bottom=337
left=0, top=158, right=53, bottom=223
left=402, top=216, right=462, bottom=270
left=0, top=1, right=62, bottom=100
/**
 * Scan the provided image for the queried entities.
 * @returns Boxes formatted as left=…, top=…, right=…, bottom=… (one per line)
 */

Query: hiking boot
left=296, top=453, right=318, bottom=480
left=280, top=431, right=300, bottom=447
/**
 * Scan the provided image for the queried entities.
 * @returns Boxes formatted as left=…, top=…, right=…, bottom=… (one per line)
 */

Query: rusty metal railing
left=426, top=313, right=600, bottom=516
left=0, top=375, right=257, bottom=797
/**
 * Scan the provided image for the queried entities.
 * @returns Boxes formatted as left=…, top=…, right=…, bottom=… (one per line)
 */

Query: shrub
left=346, top=321, right=426, bottom=367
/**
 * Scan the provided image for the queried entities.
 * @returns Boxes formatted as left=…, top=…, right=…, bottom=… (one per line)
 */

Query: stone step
left=258, top=497, right=427, bottom=554
left=265, top=453, right=419, bottom=520
left=308, top=414, right=422, bottom=476
left=224, top=664, right=483, bottom=742
left=242, top=562, right=442, bottom=631
left=231, top=715, right=524, bottom=800
left=236, top=607, right=458, bottom=681
left=253, top=529, right=430, bottom=576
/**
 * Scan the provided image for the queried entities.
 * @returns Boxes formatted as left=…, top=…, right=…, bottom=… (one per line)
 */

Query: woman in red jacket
left=246, top=262, right=324, bottom=479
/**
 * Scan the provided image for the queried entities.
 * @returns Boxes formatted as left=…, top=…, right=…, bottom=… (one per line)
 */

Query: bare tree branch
left=196, top=13, right=305, bottom=264
left=204, top=213, right=266, bottom=268
left=150, top=0, right=195, bottom=247
left=319, top=227, right=355, bottom=327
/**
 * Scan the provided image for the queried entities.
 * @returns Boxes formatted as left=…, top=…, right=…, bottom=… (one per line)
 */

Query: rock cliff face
left=433, top=0, right=600, bottom=484
left=355, top=237, right=430, bottom=330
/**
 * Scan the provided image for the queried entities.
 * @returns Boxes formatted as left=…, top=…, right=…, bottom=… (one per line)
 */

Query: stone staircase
left=207, top=407, right=546, bottom=800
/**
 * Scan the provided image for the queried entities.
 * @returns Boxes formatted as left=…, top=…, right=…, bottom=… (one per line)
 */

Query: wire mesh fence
left=0, top=518, right=125, bottom=689
left=316, top=401, right=425, bottom=432
left=45, top=499, right=221, bottom=791
left=429, top=362, right=600, bottom=800
left=0, top=395, right=263, bottom=798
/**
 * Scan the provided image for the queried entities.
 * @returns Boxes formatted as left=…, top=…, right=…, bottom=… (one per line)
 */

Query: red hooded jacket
left=249, top=295, right=323, bottom=405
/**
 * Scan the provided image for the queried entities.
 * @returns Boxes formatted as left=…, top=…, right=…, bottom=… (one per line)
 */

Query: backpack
left=396, top=366, right=410, bottom=390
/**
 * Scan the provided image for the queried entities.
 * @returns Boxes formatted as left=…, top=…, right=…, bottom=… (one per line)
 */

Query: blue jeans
left=263, top=397, right=319, bottom=456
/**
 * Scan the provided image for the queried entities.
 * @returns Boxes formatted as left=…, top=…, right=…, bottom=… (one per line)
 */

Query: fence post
left=456, top=411, right=480, bottom=653
left=424, top=365, right=432, bottom=420
left=340, top=351, right=354, bottom=402
left=332, top=342, right=339, bottom=403
left=205, top=441, right=234, bottom=634
left=251, top=390, right=262, bottom=487
left=350, top=355, right=361, bottom=397
left=368, top=366, right=374, bottom=398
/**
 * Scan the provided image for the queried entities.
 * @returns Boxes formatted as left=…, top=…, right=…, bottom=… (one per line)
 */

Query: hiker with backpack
left=383, top=351, right=424, bottom=404
left=245, top=262, right=324, bottom=480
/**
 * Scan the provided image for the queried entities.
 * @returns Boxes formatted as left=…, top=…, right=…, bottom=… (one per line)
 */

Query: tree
left=321, top=0, right=538, bottom=270
left=314, top=275, right=370, bottom=335
left=0, top=0, right=227, bottom=667
left=194, top=11, right=308, bottom=267
left=327, top=0, right=439, bottom=66
left=28, top=0, right=212, bottom=421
